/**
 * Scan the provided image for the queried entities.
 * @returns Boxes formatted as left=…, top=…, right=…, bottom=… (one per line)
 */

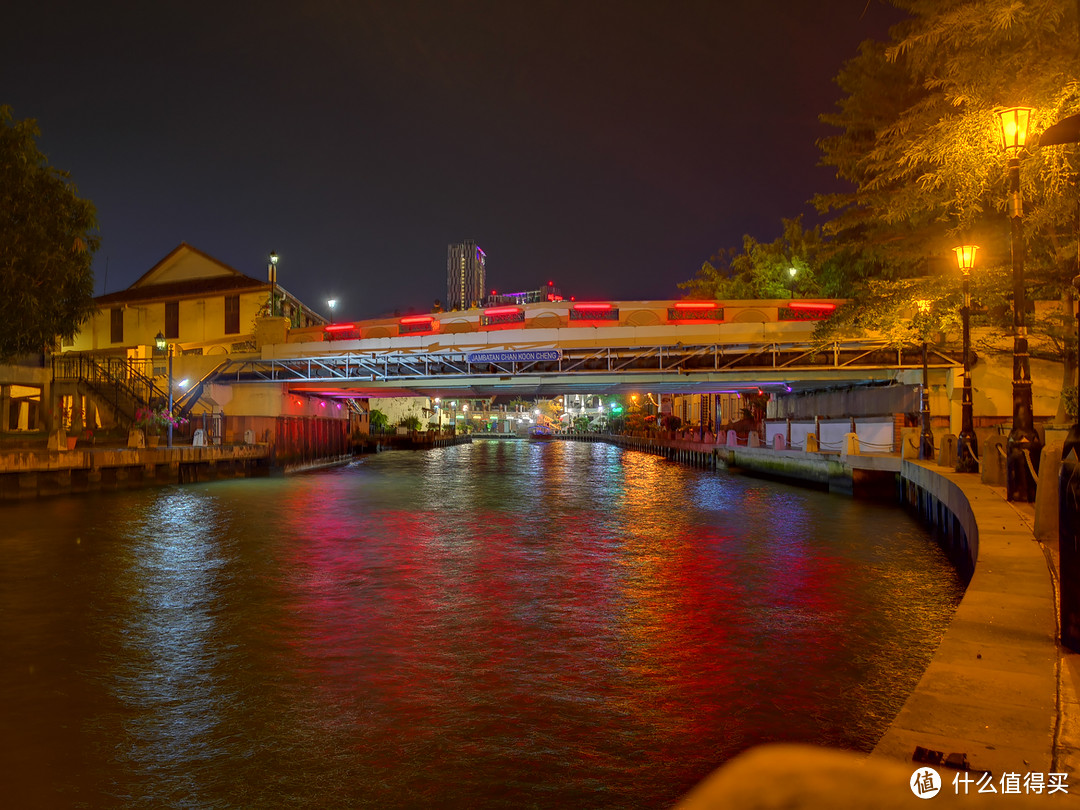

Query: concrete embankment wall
left=562, top=433, right=900, bottom=499
left=0, top=445, right=273, bottom=499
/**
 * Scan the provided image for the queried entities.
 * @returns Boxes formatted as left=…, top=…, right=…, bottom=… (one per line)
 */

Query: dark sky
left=4, top=1, right=903, bottom=320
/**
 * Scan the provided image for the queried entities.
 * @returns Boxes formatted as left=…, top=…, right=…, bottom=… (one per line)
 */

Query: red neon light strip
left=399, top=315, right=434, bottom=325
left=484, top=306, right=522, bottom=316
left=787, top=302, right=837, bottom=311
left=573, top=303, right=613, bottom=311
left=674, top=301, right=717, bottom=309
left=324, top=323, right=356, bottom=332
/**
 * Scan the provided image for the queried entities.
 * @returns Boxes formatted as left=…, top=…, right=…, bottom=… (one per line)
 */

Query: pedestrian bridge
left=197, top=298, right=957, bottom=400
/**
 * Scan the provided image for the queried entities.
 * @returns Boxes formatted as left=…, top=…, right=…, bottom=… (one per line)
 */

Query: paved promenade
left=677, top=459, right=1080, bottom=807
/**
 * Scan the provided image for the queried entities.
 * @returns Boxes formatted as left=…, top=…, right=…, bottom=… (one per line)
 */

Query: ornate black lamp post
left=954, top=245, right=979, bottom=473
left=155, top=331, right=173, bottom=449
left=997, top=107, right=1042, bottom=501
left=915, top=299, right=935, bottom=460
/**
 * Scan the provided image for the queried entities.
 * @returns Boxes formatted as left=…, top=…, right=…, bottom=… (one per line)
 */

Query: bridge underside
left=286, top=368, right=927, bottom=399
left=212, top=341, right=958, bottom=400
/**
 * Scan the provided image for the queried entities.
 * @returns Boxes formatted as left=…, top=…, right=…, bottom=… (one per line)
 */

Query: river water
left=1, top=440, right=963, bottom=808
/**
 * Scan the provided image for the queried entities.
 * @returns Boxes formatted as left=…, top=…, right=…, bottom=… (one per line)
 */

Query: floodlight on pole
left=268, top=251, right=279, bottom=317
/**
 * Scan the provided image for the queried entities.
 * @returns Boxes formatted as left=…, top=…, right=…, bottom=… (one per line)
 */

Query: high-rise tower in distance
left=446, top=240, right=486, bottom=310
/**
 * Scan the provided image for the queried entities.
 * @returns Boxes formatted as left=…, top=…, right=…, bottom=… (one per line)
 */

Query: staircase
left=52, top=354, right=170, bottom=428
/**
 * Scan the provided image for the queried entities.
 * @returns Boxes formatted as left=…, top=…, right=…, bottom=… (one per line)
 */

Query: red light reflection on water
left=252, top=446, right=959, bottom=806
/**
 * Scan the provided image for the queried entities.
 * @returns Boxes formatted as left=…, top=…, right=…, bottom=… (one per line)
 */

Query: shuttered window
left=110, top=308, right=123, bottom=343
left=165, top=301, right=179, bottom=339
left=224, top=295, right=240, bottom=335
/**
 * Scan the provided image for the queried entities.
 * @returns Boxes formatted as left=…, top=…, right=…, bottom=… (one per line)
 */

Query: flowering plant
left=135, top=407, right=188, bottom=435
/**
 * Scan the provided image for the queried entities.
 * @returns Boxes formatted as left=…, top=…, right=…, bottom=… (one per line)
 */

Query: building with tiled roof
left=66, top=242, right=325, bottom=357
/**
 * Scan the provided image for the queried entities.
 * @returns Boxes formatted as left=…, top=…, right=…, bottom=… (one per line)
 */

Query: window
left=224, top=295, right=240, bottom=335
left=165, top=301, right=179, bottom=339
left=110, top=308, right=123, bottom=343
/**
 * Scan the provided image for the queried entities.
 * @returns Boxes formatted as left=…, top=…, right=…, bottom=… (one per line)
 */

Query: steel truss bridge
left=202, top=339, right=960, bottom=399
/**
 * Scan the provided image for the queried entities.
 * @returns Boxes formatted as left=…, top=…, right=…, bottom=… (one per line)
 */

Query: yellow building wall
left=68, top=290, right=268, bottom=354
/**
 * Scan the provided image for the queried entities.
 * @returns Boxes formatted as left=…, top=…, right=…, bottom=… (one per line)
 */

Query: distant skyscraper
left=447, top=240, right=486, bottom=310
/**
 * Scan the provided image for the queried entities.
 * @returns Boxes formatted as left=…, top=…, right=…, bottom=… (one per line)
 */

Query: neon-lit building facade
left=446, top=240, right=486, bottom=310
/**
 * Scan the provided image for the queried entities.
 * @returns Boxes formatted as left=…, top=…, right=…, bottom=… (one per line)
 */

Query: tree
left=398, top=414, right=422, bottom=432
left=816, top=0, right=1080, bottom=291
left=808, top=0, right=1080, bottom=418
left=0, top=106, right=98, bottom=360
left=679, top=217, right=838, bottom=299
left=369, top=409, right=389, bottom=432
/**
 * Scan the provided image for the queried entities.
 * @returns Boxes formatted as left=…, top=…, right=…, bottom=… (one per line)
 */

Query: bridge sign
left=467, top=350, right=561, bottom=363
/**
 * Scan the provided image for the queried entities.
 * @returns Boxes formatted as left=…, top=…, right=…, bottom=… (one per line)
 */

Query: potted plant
left=135, top=406, right=186, bottom=447
left=135, top=407, right=162, bottom=446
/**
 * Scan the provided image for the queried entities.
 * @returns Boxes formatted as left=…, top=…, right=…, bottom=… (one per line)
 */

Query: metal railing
left=52, top=354, right=169, bottom=427
left=206, top=338, right=959, bottom=386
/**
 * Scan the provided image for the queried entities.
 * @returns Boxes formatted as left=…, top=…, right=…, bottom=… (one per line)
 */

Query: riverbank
left=562, top=432, right=901, bottom=498
left=0, top=444, right=274, bottom=499
left=0, top=431, right=475, bottom=500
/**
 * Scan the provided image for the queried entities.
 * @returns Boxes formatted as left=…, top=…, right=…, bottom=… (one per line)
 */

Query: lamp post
left=268, top=251, right=279, bottom=317
left=788, top=266, right=797, bottom=299
left=915, top=299, right=935, bottom=461
left=954, top=246, right=979, bottom=473
left=155, top=331, right=173, bottom=449
left=327, top=298, right=337, bottom=318
left=997, top=107, right=1042, bottom=501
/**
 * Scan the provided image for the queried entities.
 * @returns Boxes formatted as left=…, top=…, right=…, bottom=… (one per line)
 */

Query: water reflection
left=0, top=441, right=963, bottom=808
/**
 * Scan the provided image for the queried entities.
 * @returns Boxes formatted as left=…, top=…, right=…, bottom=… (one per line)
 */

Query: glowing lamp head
left=269, top=251, right=279, bottom=265
left=997, top=107, right=1032, bottom=153
left=953, top=245, right=979, bottom=276
left=915, top=299, right=931, bottom=314
left=154, top=332, right=166, bottom=352
left=788, top=267, right=797, bottom=278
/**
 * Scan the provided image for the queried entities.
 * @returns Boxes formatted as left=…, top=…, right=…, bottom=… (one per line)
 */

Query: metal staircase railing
left=175, top=360, right=229, bottom=418
left=52, top=354, right=170, bottom=428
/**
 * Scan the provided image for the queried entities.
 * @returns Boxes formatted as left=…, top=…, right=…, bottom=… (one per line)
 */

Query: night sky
left=4, top=1, right=903, bottom=320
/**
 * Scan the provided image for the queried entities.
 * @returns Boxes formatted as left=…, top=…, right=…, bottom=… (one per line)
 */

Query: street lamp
left=155, top=331, right=174, bottom=449
left=915, top=299, right=935, bottom=461
left=268, top=251, right=279, bottom=317
left=788, top=266, right=797, bottom=299
left=327, top=298, right=337, bottom=317
left=954, top=246, right=979, bottom=473
left=997, top=106, right=1042, bottom=501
